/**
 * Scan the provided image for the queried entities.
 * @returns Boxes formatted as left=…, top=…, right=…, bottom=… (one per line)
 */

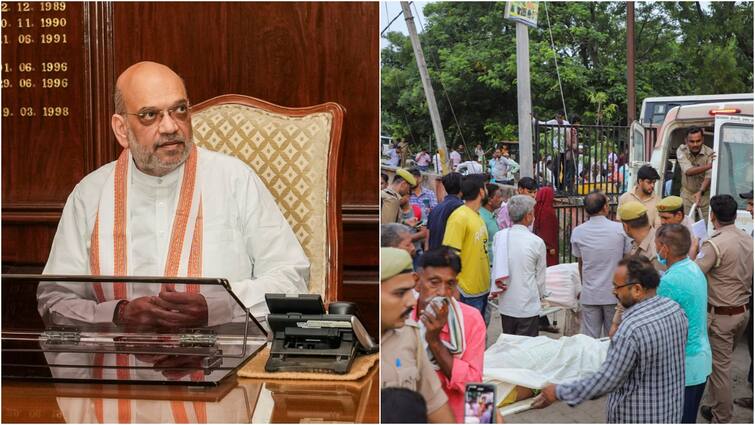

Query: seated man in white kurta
left=38, top=61, right=310, bottom=328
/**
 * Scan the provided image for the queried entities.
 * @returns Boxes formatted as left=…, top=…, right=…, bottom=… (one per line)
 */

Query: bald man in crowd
left=39, top=61, right=310, bottom=328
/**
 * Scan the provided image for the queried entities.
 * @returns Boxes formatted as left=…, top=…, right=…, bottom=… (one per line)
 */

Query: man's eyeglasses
left=613, top=281, right=639, bottom=291
left=124, top=102, right=191, bottom=127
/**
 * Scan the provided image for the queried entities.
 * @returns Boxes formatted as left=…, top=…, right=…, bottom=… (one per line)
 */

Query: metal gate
left=553, top=195, right=620, bottom=264
left=533, top=122, right=629, bottom=197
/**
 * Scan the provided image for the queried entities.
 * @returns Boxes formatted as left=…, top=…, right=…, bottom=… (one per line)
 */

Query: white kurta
left=39, top=147, right=310, bottom=322
left=494, top=224, right=547, bottom=318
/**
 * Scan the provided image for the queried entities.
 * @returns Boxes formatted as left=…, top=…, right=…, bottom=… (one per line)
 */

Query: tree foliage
left=381, top=1, right=753, bottom=154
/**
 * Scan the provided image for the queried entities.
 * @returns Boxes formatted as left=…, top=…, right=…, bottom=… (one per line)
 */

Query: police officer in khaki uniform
left=380, top=168, right=416, bottom=225
left=380, top=248, right=455, bottom=423
left=676, top=126, right=716, bottom=221
left=695, top=195, right=753, bottom=423
left=618, top=165, right=662, bottom=228
left=657, top=195, right=699, bottom=259
left=735, top=190, right=753, bottom=409
left=609, top=201, right=667, bottom=336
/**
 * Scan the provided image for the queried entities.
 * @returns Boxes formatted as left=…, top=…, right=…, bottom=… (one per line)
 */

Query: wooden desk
left=2, top=364, right=378, bottom=423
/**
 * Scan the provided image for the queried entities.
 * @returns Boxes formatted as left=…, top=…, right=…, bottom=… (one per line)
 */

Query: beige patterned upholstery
left=191, top=95, right=345, bottom=301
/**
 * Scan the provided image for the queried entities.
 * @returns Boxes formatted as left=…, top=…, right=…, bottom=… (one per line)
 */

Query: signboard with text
left=504, top=1, right=539, bottom=28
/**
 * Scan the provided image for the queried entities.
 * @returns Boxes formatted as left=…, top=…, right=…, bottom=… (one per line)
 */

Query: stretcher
left=483, top=334, right=610, bottom=415
left=483, top=263, right=604, bottom=415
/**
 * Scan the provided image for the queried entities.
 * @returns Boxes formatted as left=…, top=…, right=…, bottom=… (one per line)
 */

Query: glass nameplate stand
left=2, top=274, right=267, bottom=386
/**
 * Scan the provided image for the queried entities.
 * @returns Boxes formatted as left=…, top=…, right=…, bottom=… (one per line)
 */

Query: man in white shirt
left=386, top=144, right=401, bottom=167
left=491, top=195, right=547, bottom=336
left=489, top=149, right=517, bottom=184
left=449, top=147, right=462, bottom=169
left=38, top=61, right=310, bottom=327
left=544, top=112, right=570, bottom=190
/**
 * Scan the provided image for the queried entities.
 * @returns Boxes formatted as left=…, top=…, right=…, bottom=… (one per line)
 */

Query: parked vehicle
left=628, top=101, right=753, bottom=233
left=639, top=93, right=752, bottom=126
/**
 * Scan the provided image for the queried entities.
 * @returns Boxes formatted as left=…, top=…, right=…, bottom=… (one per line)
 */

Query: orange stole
left=89, top=146, right=206, bottom=423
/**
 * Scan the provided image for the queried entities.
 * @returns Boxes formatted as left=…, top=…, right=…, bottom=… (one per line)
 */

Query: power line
left=544, top=1, right=568, bottom=120
left=381, top=9, right=405, bottom=36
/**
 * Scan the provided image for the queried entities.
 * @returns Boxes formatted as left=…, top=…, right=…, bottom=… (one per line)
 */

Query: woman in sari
left=534, top=186, right=559, bottom=266
left=533, top=186, right=560, bottom=333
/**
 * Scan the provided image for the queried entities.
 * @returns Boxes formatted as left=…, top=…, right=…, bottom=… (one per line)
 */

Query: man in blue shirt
left=480, top=183, right=503, bottom=266
left=427, top=172, right=463, bottom=250
left=655, top=224, right=712, bottom=423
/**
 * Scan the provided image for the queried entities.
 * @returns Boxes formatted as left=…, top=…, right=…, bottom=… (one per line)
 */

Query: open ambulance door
left=709, top=113, right=753, bottom=235
left=626, top=120, right=651, bottom=191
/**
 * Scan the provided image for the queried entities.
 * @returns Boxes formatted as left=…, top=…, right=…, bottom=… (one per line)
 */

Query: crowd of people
left=379, top=128, right=752, bottom=423
left=384, top=111, right=639, bottom=197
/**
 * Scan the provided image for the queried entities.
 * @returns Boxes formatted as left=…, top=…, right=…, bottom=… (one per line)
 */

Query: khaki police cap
left=395, top=168, right=417, bottom=187
left=381, top=247, right=414, bottom=281
left=657, top=196, right=684, bottom=212
left=617, top=201, right=647, bottom=221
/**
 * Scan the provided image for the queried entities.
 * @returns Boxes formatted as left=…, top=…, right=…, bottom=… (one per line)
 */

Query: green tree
left=381, top=1, right=753, bottom=156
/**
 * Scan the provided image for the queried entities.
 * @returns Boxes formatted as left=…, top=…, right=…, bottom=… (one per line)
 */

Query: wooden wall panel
left=2, top=2, right=379, bottom=336
left=110, top=1, right=379, bottom=206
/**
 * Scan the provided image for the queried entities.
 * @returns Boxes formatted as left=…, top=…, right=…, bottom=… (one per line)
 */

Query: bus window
left=715, top=123, right=754, bottom=210
left=650, top=104, right=666, bottom=124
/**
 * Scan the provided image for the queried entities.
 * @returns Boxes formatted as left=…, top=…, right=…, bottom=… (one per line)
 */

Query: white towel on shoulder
left=491, top=228, right=511, bottom=294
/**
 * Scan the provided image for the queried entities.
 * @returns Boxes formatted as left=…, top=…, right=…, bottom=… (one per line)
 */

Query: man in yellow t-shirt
left=442, top=174, right=490, bottom=321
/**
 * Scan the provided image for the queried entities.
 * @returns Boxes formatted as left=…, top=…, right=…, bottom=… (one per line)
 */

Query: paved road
left=485, top=308, right=753, bottom=424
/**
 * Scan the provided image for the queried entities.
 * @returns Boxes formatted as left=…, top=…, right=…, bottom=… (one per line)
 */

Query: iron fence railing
left=533, top=122, right=629, bottom=196
left=553, top=194, right=620, bottom=264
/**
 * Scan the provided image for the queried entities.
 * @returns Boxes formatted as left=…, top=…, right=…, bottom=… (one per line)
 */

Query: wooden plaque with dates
left=2, top=2, right=88, bottom=205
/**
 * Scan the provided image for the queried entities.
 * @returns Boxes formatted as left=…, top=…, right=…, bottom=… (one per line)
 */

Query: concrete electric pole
left=515, top=22, right=534, bottom=178
left=627, top=1, right=636, bottom=124
left=400, top=2, right=450, bottom=174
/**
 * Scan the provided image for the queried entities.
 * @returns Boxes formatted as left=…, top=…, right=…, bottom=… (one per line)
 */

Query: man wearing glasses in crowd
left=532, top=256, right=688, bottom=423
left=39, top=61, right=309, bottom=327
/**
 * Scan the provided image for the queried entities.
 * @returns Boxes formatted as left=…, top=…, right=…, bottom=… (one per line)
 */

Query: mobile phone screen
left=464, top=383, right=496, bottom=424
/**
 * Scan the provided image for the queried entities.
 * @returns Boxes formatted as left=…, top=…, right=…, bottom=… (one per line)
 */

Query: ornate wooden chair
left=191, top=95, right=345, bottom=302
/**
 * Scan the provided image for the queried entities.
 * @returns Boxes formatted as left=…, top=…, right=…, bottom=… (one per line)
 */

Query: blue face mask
left=656, top=253, right=667, bottom=267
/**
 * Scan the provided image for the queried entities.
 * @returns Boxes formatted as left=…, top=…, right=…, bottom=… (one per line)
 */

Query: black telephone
left=264, top=294, right=377, bottom=374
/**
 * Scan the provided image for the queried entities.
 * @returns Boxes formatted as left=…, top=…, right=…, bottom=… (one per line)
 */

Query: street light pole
left=401, top=1, right=450, bottom=174
left=515, top=22, right=534, bottom=177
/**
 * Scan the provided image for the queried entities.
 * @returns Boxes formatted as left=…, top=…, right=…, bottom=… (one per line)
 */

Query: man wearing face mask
left=654, top=224, right=712, bottom=423
left=380, top=248, right=456, bottom=424
left=695, top=195, right=753, bottom=423
left=618, top=165, right=662, bottom=228
left=38, top=62, right=309, bottom=328
left=412, top=247, right=485, bottom=422
left=609, top=201, right=667, bottom=336
left=532, top=256, right=688, bottom=423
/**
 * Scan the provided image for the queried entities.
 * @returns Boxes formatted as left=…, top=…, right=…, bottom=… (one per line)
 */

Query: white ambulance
left=627, top=100, right=753, bottom=234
